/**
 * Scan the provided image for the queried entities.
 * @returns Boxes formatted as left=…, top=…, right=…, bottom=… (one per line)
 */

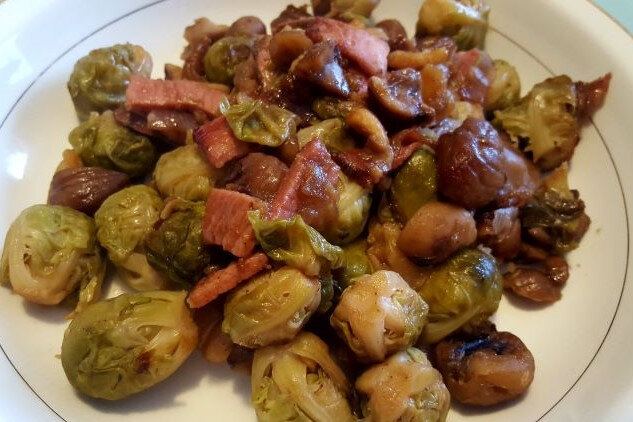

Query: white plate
left=1, top=0, right=632, bottom=420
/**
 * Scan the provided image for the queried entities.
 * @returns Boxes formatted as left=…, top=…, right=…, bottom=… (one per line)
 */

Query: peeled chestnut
left=436, top=118, right=506, bottom=209
left=48, top=167, right=129, bottom=215
left=434, top=331, right=535, bottom=406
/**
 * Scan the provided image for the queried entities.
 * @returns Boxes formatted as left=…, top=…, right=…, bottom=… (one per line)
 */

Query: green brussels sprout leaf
left=221, top=99, right=298, bottom=147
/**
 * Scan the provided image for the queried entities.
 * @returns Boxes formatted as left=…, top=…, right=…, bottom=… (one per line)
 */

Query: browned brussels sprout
left=521, top=164, right=590, bottom=253
left=251, top=332, right=355, bottom=421
left=61, top=291, right=198, bottom=400
left=416, top=0, right=491, bottom=51
left=389, top=148, right=437, bottom=222
left=356, top=348, right=450, bottom=421
left=416, top=248, right=502, bottom=344
left=203, top=36, right=254, bottom=85
left=145, top=198, right=212, bottom=286
left=1, top=205, right=104, bottom=315
left=331, top=270, right=429, bottom=362
left=222, top=267, right=321, bottom=348
left=69, top=111, right=156, bottom=178
left=68, top=43, right=152, bottom=120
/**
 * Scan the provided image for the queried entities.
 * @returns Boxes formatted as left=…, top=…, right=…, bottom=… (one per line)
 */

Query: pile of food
left=0, top=0, right=611, bottom=419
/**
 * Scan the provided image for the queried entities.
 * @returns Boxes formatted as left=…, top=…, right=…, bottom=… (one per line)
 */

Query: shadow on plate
left=77, top=351, right=251, bottom=414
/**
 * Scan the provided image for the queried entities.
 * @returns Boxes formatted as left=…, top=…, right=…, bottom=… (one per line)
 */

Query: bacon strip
left=268, top=139, right=340, bottom=232
left=390, top=126, right=437, bottom=171
left=306, top=17, right=389, bottom=76
left=125, top=75, right=227, bottom=117
left=187, top=252, right=270, bottom=308
left=203, top=189, right=266, bottom=257
left=194, top=117, right=252, bottom=168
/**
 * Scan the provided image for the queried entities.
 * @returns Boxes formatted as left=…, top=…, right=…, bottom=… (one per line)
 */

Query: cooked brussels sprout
left=296, top=118, right=356, bottom=152
left=389, top=148, right=437, bottom=222
left=315, top=0, right=380, bottom=21
left=416, top=248, right=502, bottom=344
left=145, top=198, right=212, bottom=286
left=248, top=211, right=345, bottom=277
left=251, top=332, right=354, bottom=422
left=356, top=348, right=450, bottom=422
left=61, top=290, right=198, bottom=400
left=222, top=267, right=321, bottom=348
left=324, top=173, right=372, bottom=245
left=312, top=97, right=356, bottom=120
left=221, top=99, right=298, bottom=147
left=69, top=111, right=156, bottom=177
left=493, top=75, right=579, bottom=171
left=0, top=205, right=104, bottom=314
left=94, top=185, right=168, bottom=291
left=333, top=239, right=372, bottom=289
left=485, top=59, right=521, bottom=113
left=67, top=43, right=152, bottom=120
left=521, top=164, right=590, bottom=253
left=331, top=271, right=429, bottom=362
left=203, top=36, right=254, bottom=85
left=416, top=0, right=491, bottom=51
left=153, top=145, right=218, bottom=201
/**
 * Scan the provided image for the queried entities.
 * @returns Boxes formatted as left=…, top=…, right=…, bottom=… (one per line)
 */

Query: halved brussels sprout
left=389, top=148, right=437, bottom=222
left=145, top=198, right=213, bottom=286
left=0, top=205, right=104, bottom=315
left=333, top=239, right=372, bottom=289
left=493, top=75, right=579, bottom=171
left=485, top=59, right=521, bottom=113
left=324, top=173, right=372, bottom=245
left=416, top=0, right=491, bottom=51
left=69, top=111, right=156, bottom=177
left=61, top=290, right=198, bottom=400
left=356, top=348, right=450, bottom=422
left=521, top=164, right=590, bottom=253
left=94, top=185, right=168, bottom=291
left=203, top=36, right=254, bottom=85
left=153, top=145, right=219, bottom=201
left=222, top=267, right=321, bottom=348
left=251, top=332, right=354, bottom=422
left=416, top=248, right=502, bottom=344
left=331, top=271, right=429, bottom=362
left=248, top=211, right=345, bottom=277
left=67, top=43, right=152, bottom=120
left=221, top=99, right=298, bottom=147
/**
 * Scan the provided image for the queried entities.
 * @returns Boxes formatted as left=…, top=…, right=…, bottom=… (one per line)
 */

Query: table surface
left=595, top=0, right=633, bottom=32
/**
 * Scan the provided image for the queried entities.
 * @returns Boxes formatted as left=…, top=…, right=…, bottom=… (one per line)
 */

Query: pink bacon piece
left=187, top=252, right=270, bottom=308
left=306, top=17, right=389, bottom=76
left=203, top=189, right=266, bottom=257
left=194, top=117, right=252, bottom=168
left=125, top=75, right=227, bottom=117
